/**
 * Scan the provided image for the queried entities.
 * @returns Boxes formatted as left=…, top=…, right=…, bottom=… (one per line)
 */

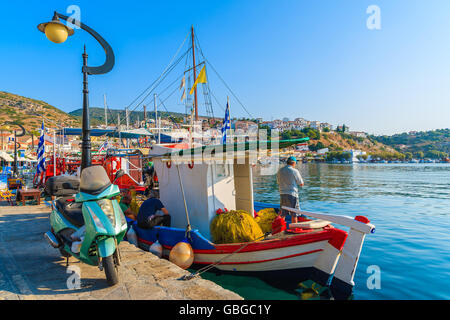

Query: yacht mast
left=191, top=26, right=198, bottom=122
left=103, top=93, right=108, bottom=127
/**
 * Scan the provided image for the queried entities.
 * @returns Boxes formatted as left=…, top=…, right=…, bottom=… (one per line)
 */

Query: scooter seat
left=55, top=197, right=84, bottom=228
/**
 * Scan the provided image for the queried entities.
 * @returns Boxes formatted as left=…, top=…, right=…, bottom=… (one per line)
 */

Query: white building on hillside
left=345, top=149, right=367, bottom=163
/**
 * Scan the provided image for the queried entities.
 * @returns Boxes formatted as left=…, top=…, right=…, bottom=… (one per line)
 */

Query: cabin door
left=233, top=160, right=254, bottom=215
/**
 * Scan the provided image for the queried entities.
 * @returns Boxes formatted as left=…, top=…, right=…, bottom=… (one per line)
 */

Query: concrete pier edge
left=0, top=204, right=242, bottom=300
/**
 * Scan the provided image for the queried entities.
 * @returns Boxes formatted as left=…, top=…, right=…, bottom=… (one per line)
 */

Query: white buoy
left=126, top=226, right=138, bottom=246
left=149, top=240, right=163, bottom=258
left=169, top=240, right=194, bottom=269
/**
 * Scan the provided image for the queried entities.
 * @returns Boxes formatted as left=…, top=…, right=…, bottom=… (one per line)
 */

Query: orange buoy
left=169, top=240, right=194, bottom=269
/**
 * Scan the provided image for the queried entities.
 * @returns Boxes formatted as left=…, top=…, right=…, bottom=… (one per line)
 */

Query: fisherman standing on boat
left=277, top=156, right=304, bottom=223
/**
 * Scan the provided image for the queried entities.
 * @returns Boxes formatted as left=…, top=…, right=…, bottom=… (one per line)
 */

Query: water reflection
left=253, top=163, right=450, bottom=206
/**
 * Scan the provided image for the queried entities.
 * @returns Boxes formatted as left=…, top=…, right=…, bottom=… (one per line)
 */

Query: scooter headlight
left=97, top=199, right=115, bottom=226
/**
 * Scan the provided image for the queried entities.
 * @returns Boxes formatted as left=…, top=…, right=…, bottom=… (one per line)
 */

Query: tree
left=414, top=151, right=424, bottom=159
left=404, top=152, right=413, bottom=160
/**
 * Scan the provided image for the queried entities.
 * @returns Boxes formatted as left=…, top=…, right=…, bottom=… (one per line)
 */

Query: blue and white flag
left=221, top=102, right=231, bottom=144
left=36, top=121, right=46, bottom=176
left=98, top=140, right=109, bottom=153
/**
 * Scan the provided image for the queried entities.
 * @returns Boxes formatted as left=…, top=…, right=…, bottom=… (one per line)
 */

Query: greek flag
left=36, top=121, right=46, bottom=176
left=221, top=102, right=231, bottom=144
left=98, top=140, right=109, bottom=153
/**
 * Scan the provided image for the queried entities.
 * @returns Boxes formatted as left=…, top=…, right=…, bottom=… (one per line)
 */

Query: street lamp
left=2, top=122, right=26, bottom=177
left=37, top=11, right=115, bottom=170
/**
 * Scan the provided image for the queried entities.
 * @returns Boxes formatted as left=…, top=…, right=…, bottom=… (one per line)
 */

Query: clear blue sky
left=1, top=0, right=449, bottom=135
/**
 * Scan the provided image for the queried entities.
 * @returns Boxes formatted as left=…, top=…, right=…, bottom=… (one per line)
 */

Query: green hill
left=372, top=129, right=450, bottom=159
left=0, top=91, right=80, bottom=133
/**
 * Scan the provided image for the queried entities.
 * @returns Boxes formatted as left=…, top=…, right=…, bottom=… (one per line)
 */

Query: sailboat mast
left=103, top=94, right=108, bottom=127
left=191, top=26, right=199, bottom=122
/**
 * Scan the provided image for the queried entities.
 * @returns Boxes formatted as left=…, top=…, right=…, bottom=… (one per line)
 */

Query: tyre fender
left=97, top=237, right=116, bottom=258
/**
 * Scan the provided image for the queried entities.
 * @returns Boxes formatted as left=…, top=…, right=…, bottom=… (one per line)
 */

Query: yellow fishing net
left=129, top=189, right=141, bottom=215
left=210, top=210, right=264, bottom=244
left=254, top=208, right=279, bottom=233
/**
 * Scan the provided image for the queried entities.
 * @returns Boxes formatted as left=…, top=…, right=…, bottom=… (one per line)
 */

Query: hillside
left=314, top=131, right=398, bottom=154
left=279, top=128, right=398, bottom=155
left=0, top=91, right=80, bottom=133
left=372, top=129, right=450, bottom=158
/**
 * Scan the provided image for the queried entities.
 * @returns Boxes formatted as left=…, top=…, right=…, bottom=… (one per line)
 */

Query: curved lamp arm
left=4, top=122, right=26, bottom=137
left=55, top=12, right=115, bottom=75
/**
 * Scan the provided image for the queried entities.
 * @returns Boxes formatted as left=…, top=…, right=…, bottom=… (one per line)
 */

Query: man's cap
left=287, top=156, right=297, bottom=163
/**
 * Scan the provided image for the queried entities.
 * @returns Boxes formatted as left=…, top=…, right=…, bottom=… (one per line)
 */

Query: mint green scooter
left=44, top=166, right=127, bottom=286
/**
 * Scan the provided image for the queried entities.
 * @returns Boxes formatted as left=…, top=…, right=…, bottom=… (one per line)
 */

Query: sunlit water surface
left=198, top=163, right=450, bottom=300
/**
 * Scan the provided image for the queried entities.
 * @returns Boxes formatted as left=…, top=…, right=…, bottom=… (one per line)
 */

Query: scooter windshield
left=80, top=166, right=112, bottom=195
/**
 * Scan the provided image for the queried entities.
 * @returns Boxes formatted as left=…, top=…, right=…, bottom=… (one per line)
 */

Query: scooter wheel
left=103, top=255, right=119, bottom=286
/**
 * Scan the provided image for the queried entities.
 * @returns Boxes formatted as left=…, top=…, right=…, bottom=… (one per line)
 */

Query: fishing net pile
left=210, top=210, right=264, bottom=244
left=254, top=208, right=279, bottom=233
left=210, top=208, right=280, bottom=244
left=129, top=189, right=144, bottom=215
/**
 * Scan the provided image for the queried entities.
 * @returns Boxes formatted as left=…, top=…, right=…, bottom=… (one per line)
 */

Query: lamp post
left=37, top=12, right=115, bottom=171
left=2, top=122, right=25, bottom=177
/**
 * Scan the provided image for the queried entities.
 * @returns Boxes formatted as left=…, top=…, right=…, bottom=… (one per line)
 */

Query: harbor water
left=198, top=163, right=450, bottom=300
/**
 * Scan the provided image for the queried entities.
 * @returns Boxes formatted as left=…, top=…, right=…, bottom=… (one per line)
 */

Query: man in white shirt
left=276, top=156, right=304, bottom=223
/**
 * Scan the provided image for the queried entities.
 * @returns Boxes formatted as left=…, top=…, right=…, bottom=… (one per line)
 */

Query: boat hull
left=131, top=219, right=349, bottom=295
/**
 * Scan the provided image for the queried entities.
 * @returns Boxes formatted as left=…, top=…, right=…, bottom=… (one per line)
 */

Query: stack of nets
left=210, top=210, right=264, bottom=244
left=130, top=189, right=147, bottom=215
left=254, top=208, right=279, bottom=233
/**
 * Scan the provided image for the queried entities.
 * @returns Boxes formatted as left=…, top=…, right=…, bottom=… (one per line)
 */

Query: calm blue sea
left=199, top=163, right=450, bottom=300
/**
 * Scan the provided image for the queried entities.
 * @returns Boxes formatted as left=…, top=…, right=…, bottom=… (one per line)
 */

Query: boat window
left=214, top=163, right=232, bottom=183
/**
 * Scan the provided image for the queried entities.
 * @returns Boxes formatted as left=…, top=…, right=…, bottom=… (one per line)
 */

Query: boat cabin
left=150, top=144, right=255, bottom=240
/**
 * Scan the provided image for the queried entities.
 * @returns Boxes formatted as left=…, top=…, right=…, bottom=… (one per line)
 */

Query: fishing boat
left=128, top=138, right=376, bottom=300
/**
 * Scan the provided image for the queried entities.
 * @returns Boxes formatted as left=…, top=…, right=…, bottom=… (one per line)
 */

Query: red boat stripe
left=192, top=249, right=323, bottom=265
left=199, top=231, right=333, bottom=254
left=138, top=230, right=335, bottom=254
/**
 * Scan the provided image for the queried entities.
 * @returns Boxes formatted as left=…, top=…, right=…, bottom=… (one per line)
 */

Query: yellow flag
left=190, top=66, right=207, bottom=95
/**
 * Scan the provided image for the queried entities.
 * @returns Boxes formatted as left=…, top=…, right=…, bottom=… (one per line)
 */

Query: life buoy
left=108, top=157, right=121, bottom=178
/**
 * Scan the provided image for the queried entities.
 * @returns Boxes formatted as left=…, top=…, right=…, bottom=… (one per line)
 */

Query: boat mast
left=154, top=93, right=160, bottom=144
left=191, top=26, right=198, bottom=122
left=103, top=93, right=108, bottom=127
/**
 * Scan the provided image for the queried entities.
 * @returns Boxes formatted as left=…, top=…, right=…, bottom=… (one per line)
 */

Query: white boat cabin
left=149, top=143, right=254, bottom=241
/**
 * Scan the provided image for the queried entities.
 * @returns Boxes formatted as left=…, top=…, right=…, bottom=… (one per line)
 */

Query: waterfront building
left=345, top=149, right=366, bottom=163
